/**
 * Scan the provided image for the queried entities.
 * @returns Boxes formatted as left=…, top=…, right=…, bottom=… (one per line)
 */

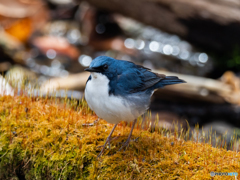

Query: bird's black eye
left=103, top=64, right=108, bottom=70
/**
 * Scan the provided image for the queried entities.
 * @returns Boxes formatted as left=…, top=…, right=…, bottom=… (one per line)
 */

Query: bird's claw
left=97, top=136, right=119, bottom=149
left=133, top=137, right=139, bottom=142
left=118, top=137, right=139, bottom=151
left=97, top=137, right=111, bottom=158
left=118, top=139, right=130, bottom=151
left=98, top=136, right=119, bottom=157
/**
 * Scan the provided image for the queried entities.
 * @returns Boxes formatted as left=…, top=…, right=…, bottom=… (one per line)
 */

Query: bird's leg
left=118, top=119, right=137, bottom=151
left=98, top=123, right=118, bottom=157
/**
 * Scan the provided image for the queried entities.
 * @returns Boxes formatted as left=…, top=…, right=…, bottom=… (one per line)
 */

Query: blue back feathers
left=88, top=56, right=185, bottom=95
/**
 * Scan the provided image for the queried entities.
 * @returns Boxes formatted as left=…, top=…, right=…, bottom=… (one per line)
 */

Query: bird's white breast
left=85, top=73, right=144, bottom=124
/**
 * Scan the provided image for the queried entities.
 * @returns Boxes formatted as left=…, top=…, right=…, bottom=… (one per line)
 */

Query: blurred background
left=1, top=0, right=240, bottom=149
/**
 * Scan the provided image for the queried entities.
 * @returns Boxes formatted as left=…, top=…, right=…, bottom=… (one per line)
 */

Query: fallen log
left=77, top=0, right=240, bottom=52
left=40, top=70, right=240, bottom=104
left=40, top=71, right=89, bottom=92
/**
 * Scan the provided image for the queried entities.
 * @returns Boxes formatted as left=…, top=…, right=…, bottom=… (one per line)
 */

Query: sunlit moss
left=0, top=94, right=239, bottom=179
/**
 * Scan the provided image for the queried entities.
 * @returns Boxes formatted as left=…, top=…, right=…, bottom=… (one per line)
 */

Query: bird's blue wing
left=136, top=65, right=166, bottom=91
left=114, top=65, right=165, bottom=94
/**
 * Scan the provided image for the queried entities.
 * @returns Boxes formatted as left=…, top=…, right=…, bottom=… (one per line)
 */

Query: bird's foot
left=118, top=119, right=138, bottom=152
left=97, top=123, right=118, bottom=158
left=97, top=136, right=112, bottom=157
left=97, top=136, right=119, bottom=149
left=82, top=118, right=99, bottom=126
left=131, top=137, right=139, bottom=142
left=118, top=138, right=131, bottom=152
left=118, top=137, right=139, bottom=151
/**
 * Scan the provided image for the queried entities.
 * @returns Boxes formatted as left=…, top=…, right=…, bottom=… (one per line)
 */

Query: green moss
left=0, top=95, right=239, bottom=179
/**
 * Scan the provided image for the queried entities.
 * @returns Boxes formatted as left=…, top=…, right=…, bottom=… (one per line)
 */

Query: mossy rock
left=0, top=95, right=239, bottom=179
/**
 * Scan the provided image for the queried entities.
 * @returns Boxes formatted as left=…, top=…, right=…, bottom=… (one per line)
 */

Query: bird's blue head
left=85, top=56, right=125, bottom=80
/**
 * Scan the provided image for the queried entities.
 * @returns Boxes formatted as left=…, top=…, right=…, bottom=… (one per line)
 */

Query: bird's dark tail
left=158, top=76, right=186, bottom=87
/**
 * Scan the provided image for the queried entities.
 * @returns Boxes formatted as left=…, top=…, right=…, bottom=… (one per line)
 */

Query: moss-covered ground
left=0, top=95, right=239, bottom=179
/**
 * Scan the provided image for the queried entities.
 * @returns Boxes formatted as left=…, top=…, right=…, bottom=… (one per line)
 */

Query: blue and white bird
left=85, top=56, right=185, bottom=157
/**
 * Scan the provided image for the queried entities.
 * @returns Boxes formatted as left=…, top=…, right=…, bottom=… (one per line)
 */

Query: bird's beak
left=84, top=67, right=101, bottom=72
